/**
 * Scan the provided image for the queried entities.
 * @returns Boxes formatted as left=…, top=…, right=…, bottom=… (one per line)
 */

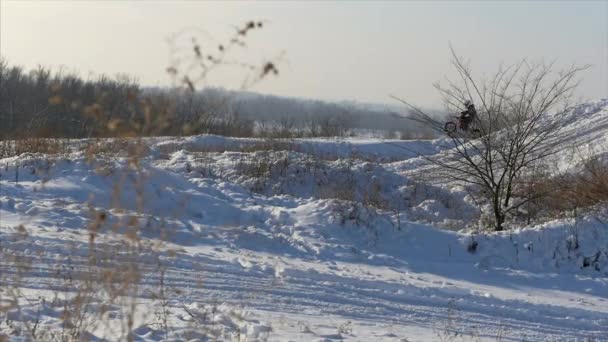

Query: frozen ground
left=1, top=99, right=607, bottom=341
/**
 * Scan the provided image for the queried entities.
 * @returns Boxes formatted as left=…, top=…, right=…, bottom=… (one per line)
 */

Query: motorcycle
left=444, top=115, right=481, bottom=137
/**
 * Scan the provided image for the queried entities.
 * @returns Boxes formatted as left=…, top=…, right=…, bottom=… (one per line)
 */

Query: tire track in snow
left=2, top=236, right=606, bottom=341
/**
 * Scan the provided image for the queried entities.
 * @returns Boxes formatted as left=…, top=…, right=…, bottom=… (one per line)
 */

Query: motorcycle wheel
left=444, top=122, right=457, bottom=134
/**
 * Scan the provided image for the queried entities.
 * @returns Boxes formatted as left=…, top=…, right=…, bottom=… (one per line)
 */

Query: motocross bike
left=444, top=116, right=481, bottom=137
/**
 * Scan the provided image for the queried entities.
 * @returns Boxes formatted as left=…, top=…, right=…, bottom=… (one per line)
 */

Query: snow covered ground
left=1, top=99, right=607, bottom=341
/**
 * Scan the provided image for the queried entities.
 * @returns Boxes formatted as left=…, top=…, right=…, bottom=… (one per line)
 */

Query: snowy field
left=1, top=99, right=607, bottom=341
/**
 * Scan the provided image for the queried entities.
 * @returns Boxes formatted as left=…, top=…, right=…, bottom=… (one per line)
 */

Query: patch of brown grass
left=520, top=156, right=608, bottom=222
left=0, top=138, right=70, bottom=159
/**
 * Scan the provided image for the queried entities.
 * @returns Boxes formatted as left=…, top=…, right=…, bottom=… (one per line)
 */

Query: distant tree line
left=0, top=59, right=438, bottom=139
left=0, top=59, right=143, bottom=138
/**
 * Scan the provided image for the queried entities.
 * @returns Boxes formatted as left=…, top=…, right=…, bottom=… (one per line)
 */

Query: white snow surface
left=1, top=99, right=607, bottom=341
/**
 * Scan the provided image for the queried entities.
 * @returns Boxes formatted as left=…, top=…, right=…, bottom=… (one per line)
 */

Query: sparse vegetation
left=1, top=3, right=607, bottom=341
left=396, top=48, right=591, bottom=231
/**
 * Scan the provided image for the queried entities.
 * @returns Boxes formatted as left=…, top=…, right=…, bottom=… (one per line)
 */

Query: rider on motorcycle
left=459, top=100, right=477, bottom=131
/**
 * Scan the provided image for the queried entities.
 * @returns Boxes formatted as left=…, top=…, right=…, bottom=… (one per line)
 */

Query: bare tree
left=395, top=48, right=589, bottom=231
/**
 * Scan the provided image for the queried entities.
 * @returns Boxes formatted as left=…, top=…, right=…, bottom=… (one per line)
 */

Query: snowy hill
left=0, top=99, right=607, bottom=341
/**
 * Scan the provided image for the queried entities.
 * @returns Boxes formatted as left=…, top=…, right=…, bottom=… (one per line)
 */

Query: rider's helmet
left=464, top=100, right=472, bottom=107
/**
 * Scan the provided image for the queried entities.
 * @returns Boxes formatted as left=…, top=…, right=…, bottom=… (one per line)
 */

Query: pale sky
left=1, top=1, right=606, bottom=107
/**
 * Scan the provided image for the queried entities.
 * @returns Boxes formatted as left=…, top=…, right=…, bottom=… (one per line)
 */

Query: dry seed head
left=97, top=211, right=107, bottom=222
left=16, top=224, right=28, bottom=238
left=107, top=118, right=122, bottom=131
left=127, top=216, right=139, bottom=226
left=125, top=228, right=138, bottom=242
left=48, top=95, right=62, bottom=105
left=166, top=66, right=178, bottom=75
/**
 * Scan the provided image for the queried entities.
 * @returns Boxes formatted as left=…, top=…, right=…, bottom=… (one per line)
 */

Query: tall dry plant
left=0, top=19, right=281, bottom=341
